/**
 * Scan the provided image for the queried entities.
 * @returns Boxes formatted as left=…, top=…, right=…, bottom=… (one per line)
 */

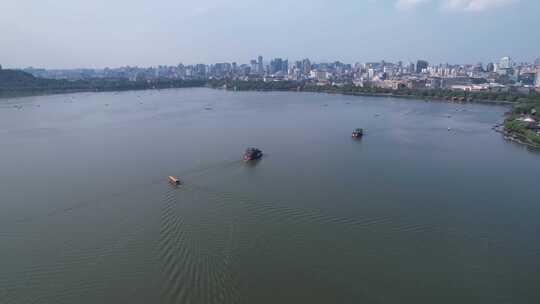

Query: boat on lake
left=244, top=148, right=263, bottom=161
left=352, top=128, right=364, bottom=138
left=168, top=176, right=182, bottom=185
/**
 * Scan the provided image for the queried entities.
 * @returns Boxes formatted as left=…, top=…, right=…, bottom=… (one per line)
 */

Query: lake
left=1, top=88, right=539, bottom=304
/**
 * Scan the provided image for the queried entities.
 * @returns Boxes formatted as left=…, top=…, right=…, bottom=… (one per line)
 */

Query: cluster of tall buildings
left=352, top=57, right=540, bottom=93
left=20, top=55, right=540, bottom=93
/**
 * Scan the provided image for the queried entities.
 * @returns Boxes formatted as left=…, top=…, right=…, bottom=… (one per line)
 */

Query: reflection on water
left=0, top=88, right=539, bottom=304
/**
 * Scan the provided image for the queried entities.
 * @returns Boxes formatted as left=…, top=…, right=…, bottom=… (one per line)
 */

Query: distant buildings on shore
left=18, top=55, right=540, bottom=93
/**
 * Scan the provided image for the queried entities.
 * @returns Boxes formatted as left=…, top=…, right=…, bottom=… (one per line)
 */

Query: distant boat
left=352, top=128, right=364, bottom=138
left=168, top=176, right=182, bottom=186
left=243, top=148, right=263, bottom=161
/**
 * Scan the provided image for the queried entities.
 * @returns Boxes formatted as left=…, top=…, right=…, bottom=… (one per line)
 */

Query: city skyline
left=15, top=54, right=540, bottom=73
left=1, top=0, right=539, bottom=69
left=9, top=55, right=540, bottom=71
left=20, top=55, right=540, bottom=94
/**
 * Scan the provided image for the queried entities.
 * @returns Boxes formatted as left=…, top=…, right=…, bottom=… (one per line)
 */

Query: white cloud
left=442, top=0, right=516, bottom=11
left=395, top=0, right=430, bottom=10
left=394, top=0, right=517, bottom=11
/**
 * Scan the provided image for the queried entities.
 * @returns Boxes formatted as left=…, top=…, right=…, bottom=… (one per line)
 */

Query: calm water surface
left=1, top=88, right=539, bottom=304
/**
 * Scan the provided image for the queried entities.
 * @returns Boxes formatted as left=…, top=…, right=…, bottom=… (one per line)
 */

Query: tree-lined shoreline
left=207, top=79, right=540, bottom=104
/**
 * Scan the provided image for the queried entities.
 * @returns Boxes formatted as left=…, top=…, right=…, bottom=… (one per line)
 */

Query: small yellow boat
left=168, top=176, right=182, bottom=185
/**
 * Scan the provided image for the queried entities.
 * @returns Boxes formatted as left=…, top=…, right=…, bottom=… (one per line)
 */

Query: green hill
left=0, top=69, right=206, bottom=98
left=0, top=69, right=46, bottom=88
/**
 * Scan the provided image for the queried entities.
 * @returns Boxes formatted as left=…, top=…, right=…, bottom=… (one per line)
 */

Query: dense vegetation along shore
left=207, top=79, right=540, bottom=104
left=0, top=70, right=205, bottom=98
left=501, top=101, right=540, bottom=148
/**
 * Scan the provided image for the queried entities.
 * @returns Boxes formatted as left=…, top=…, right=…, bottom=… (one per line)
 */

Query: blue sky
left=0, top=0, right=538, bottom=68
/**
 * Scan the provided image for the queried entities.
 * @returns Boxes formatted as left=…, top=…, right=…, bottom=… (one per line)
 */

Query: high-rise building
left=368, top=68, right=375, bottom=79
left=270, top=58, right=287, bottom=74
left=486, top=62, right=495, bottom=72
left=518, top=72, right=536, bottom=86
left=396, top=61, right=403, bottom=74
left=193, top=64, right=207, bottom=79
left=499, top=56, right=511, bottom=69
left=250, top=60, right=258, bottom=74
left=302, top=58, right=311, bottom=75
left=212, top=63, right=232, bottom=77
left=270, top=58, right=282, bottom=74
left=416, top=60, right=428, bottom=74
left=497, top=56, right=513, bottom=76
left=257, top=56, right=263, bottom=74
left=408, top=62, right=415, bottom=74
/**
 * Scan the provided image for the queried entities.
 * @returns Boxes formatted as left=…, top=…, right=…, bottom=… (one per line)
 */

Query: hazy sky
left=1, top=0, right=538, bottom=68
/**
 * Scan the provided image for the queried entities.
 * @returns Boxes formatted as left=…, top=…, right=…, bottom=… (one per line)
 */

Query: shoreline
left=305, top=88, right=513, bottom=106
left=493, top=126, right=540, bottom=150
left=0, top=85, right=206, bottom=100
left=0, top=86, right=211, bottom=102
left=212, top=86, right=514, bottom=106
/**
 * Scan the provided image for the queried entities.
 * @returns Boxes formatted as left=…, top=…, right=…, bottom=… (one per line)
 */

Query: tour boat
left=243, top=148, right=263, bottom=161
left=352, top=128, right=364, bottom=138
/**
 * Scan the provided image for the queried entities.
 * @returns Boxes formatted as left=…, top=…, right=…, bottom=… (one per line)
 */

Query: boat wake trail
left=158, top=186, right=243, bottom=304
